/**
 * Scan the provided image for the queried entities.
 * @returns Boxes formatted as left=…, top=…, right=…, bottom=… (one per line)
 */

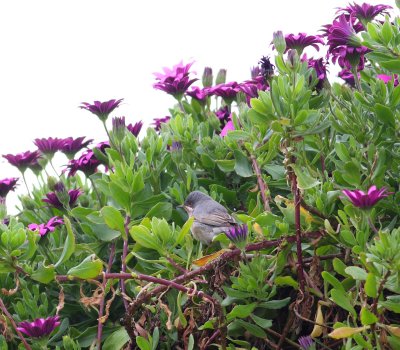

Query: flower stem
left=21, top=172, right=31, bottom=196
left=351, top=67, right=362, bottom=91
left=121, top=216, right=130, bottom=311
left=250, top=154, right=271, bottom=212
left=89, top=177, right=103, bottom=207
left=0, top=297, right=32, bottom=350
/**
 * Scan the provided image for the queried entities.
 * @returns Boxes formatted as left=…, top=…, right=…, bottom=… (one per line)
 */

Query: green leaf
left=67, top=255, right=103, bottom=280
left=31, top=263, right=55, bottom=284
left=234, top=150, right=253, bottom=177
left=258, top=297, right=291, bottom=309
left=176, top=217, right=193, bottom=245
left=0, top=261, right=15, bottom=274
left=274, top=276, right=299, bottom=289
left=227, top=303, right=257, bottom=321
left=0, top=335, right=8, bottom=350
left=109, top=182, right=130, bottom=209
left=360, top=307, right=378, bottom=326
left=342, top=161, right=361, bottom=186
left=365, top=273, right=377, bottom=298
left=250, top=314, right=273, bottom=329
left=103, top=328, right=130, bottom=350
left=216, top=160, right=235, bottom=172
left=136, top=336, right=151, bottom=350
left=374, top=103, right=395, bottom=128
left=146, top=202, right=172, bottom=220
left=101, top=207, right=126, bottom=238
left=345, top=266, right=368, bottom=281
left=55, top=216, right=76, bottom=268
left=235, top=319, right=267, bottom=338
left=330, top=289, right=357, bottom=318
left=291, top=164, right=320, bottom=190
left=130, top=225, right=160, bottom=251
left=322, top=271, right=345, bottom=292
left=188, top=334, right=194, bottom=350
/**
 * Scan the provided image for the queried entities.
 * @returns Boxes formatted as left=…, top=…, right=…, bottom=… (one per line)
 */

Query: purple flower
left=80, top=99, right=124, bottom=122
left=215, top=106, right=231, bottom=126
left=60, top=137, right=93, bottom=159
left=153, top=61, right=198, bottom=99
left=66, top=150, right=100, bottom=177
left=95, top=141, right=110, bottom=154
left=152, top=116, right=171, bottom=131
left=377, top=74, right=399, bottom=86
left=342, top=185, right=392, bottom=208
left=186, top=86, right=209, bottom=103
left=127, top=121, right=143, bottom=137
left=330, top=45, right=369, bottom=70
left=220, top=120, right=235, bottom=137
left=3, top=151, right=43, bottom=173
left=0, top=178, right=18, bottom=198
left=338, top=68, right=358, bottom=86
left=337, top=3, right=392, bottom=27
left=326, top=14, right=362, bottom=51
left=225, top=224, right=248, bottom=245
left=33, top=137, right=64, bottom=156
left=17, top=316, right=60, bottom=338
left=284, top=33, right=324, bottom=53
left=43, top=189, right=82, bottom=209
left=170, top=141, right=182, bottom=151
left=28, top=216, right=64, bottom=237
left=302, top=55, right=328, bottom=90
left=208, top=82, right=241, bottom=103
left=239, top=78, right=269, bottom=106
left=298, top=335, right=314, bottom=350
left=258, top=56, right=275, bottom=81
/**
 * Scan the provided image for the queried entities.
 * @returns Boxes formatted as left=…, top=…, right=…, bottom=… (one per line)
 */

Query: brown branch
left=0, top=297, right=32, bottom=350
left=121, top=216, right=130, bottom=311
left=266, top=328, right=301, bottom=349
left=250, top=155, right=271, bottom=212
left=371, top=270, right=391, bottom=315
left=97, top=242, right=116, bottom=350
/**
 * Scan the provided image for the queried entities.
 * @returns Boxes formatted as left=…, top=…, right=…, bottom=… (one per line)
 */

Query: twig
left=0, top=297, right=32, bottom=350
left=97, top=242, right=116, bottom=350
left=250, top=155, right=271, bottom=212
left=166, top=257, right=188, bottom=274
left=266, top=328, right=301, bottom=349
left=300, top=199, right=326, bottom=220
left=121, top=216, right=130, bottom=311
left=276, top=303, right=294, bottom=350
left=371, top=270, right=390, bottom=315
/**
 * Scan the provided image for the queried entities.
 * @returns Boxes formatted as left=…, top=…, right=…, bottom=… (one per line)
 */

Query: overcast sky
left=0, top=0, right=395, bottom=211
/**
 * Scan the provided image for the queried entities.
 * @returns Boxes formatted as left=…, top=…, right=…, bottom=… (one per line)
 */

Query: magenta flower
left=80, top=98, right=124, bottom=122
left=3, top=150, right=43, bottom=173
left=326, top=14, right=362, bottom=51
left=225, top=224, right=248, bottom=246
left=17, top=316, right=60, bottom=338
left=338, top=68, right=357, bottom=86
left=302, top=55, right=328, bottom=90
left=127, top=121, right=143, bottom=137
left=186, top=86, right=209, bottom=103
left=153, top=61, right=198, bottom=99
left=152, top=116, right=171, bottom=131
left=208, top=82, right=241, bottom=103
left=336, top=3, right=391, bottom=27
left=298, top=335, right=314, bottom=350
left=60, top=137, right=93, bottom=159
left=0, top=178, right=18, bottom=198
left=43, top=189, right=82, bottom=209
left=377, top=74, right=399, bottom=86
left=259, top=56, right=275, bottom=80
left=330, top=45, right=368, bottom=70
left=28, top=216, right=64, bottom=237
left=220, top=120, right=235, bottom=137
left=215, top=106, right=231, bottom=126
left=284, top=33, right=324, bottom=54
left=33, top=137, right=64, bottom=156
left=66, top=150, right=100, bottom=177
left=342, top=185, right=392, bottom=208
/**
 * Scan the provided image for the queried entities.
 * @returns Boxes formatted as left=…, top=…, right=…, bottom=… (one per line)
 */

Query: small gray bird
left=180, top=191, right=236, bottom=245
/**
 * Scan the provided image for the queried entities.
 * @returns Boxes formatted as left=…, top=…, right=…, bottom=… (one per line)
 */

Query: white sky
left=0, top=0, right=395, bottom=211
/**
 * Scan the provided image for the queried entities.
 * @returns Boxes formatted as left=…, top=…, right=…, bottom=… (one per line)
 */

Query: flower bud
left=20, top=195, right=36, bottom=210
left=111, top=116, right=126, bottom=144
left=202, top=67, right=213, bottom=87
left=54, top=182, right=70, bottom=209
left=215, top=69, right=227, bottom=85
left=287, top=49, right=299, bottom=68
left=273, top=31, right=286, bottom=54
left=47, top=176, right=58, bottom=191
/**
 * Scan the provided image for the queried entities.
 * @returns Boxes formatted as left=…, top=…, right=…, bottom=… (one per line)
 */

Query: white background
left=0, top=0, right=395, bottom=211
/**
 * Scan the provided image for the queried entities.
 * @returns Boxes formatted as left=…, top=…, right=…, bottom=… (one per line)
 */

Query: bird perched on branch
left=179, top=191, right=237, bottom=245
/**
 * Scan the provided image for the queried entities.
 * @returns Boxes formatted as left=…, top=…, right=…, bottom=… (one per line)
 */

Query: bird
left=179, top=191, right=236, bottom=245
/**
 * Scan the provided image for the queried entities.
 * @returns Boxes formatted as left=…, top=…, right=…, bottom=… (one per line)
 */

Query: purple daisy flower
left=66, top=150, right=100, bottom=177
left=186, top=86, right=209, bottom=103
left=215, top=106, right=231, bottom=126
left=284, top=33, right=325, bottom=53
left=338, top=68, right=357, bottom=86
left=17, top=316, right=60, bottom=338
left=28, top=216, right=64, bottom=237
left=377, top=74, right=399, bottom=86
left=330, top=45, right=369, bottom=70
left=208, top=82, right=241, bottom=104
left=342, top=185, right=392, bottom=208
left=0, top=178, right=18, bottom=199
left=298, top=335, right=314, bottom=350
left=302, top=55, right=329, bottom=90
left=3, top=151, right=43, bottom=173
left=33, top=137, right=64, bottom=156
left=80, top=98, right=124, bottom=122
left=153, top=61, right=198, bottom=99
left=60, top=137, right=93, bottom=159
left=337, top=2, right=392, bottom=27
left=127, top=121, right=143, bottom=137
left=225, top=224, right=248, bottom=245
left=258, top=56, right=275, bottom=80
left=326, top=14, right=362, bottom=51
left=152, top=116, right=171, bottom=132
left=220, top=119, right=235, bottom=137
left=43, top=189, right=82, bottom=209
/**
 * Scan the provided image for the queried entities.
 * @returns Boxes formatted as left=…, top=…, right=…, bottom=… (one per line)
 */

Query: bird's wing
left=193, top=204, right=236, bottom=227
